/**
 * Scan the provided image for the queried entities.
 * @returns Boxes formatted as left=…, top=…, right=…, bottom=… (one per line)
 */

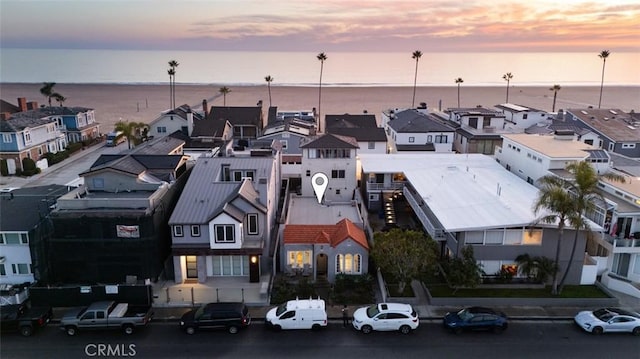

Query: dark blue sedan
left=443, top=307, right=508, bottom=334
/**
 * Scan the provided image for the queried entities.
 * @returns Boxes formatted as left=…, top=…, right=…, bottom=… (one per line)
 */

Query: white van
left=265, top=298, right=327, bottom=330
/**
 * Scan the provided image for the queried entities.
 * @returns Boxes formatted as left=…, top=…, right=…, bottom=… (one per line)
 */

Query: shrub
left=43, top=150, right=70, bottom=165
left=66, top=142, right=82, bottom=154
left=0, top=159, right=8, bottom=176
left=21, top=157, right=39, bottom=176
left=332, top=274, right=374, bottom=304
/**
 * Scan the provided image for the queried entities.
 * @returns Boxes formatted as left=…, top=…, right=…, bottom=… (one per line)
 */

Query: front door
left=316, top=254, right=328, bottom=277
left=185, top=256, right=198, bottom=279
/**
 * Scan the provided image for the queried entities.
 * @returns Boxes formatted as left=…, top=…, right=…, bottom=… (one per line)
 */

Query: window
left=336, top=189, right=341, bottom=195
left=1, top=233, right=26, bottom=245
left=81, top=312, right=95, bottom=320
left=426, top=135, right=433, bottom=143
left=173, top=225, right=183, bottom=237
left=247, top=214, right=258, bottom=235
left=408, top=137, right=415, bottom=143
left=468, top=117, right=478, bottom=128
left=279, top=140, right=288, bottom=149
left=211, top=255, right=249, bottom=276
left=0, top=264, right=5, bottom=276
left=2, top=134, right=11, bottom=143
left=585, top=139, right=594, bottom=145
left=335, top=253, right=362, bottom=274
left=288, top=251, right=312, bottom=268
left=331, top=170, right=345, bottom=178
left=12, top=263, right=30, bottom=275
left=157, top=126, right=167, bottom=133
left=92, top=178, right=105, bottom=189
left=622, top=143, right=636, bottom=149
left=368, top=142, right=375, bottom=149
left=96, top=312, right=105, bottom=319
left=24, top=130, right=31, bottom=144
left=306, top=170, right=311, bottom=177
left=191, top=225, right=200, bottom=237
left=435, top=135, right=447, bottom=143
left=369, top=194, right=380, bottom=201
left=20, top=233, right=28, bottom=244
left=215, top=225, right=235, bottom=243
left=482, top=118, right=491, bottom=128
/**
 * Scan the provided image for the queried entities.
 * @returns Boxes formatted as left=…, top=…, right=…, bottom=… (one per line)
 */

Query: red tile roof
left=283, top=218, right=369, bottom=249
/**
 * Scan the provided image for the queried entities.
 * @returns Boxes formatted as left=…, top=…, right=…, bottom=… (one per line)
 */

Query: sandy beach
left=1, top=83, right=638, bottom=131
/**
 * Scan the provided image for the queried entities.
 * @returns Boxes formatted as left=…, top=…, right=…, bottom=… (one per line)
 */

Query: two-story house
left=147, top=104, right=205, bottom=139
left=48, top=153, right=190, bottom=284
left=52, top=106, right=100, bottom=144
left=359, top=153, right=594, bottom=285
left=0, top=185, right=70, bottom=285
left=325, top=114, right=387, bottom=154
left=445, top=107, right=511, bottom=154
left=208, top=106, right=264, bottom=139
left=0, top=109, right=66, bottom=172
left=300, top=133, right=359, bottom=204
left=495, top=103, right=550, bottom=129
left=495, top=132, right=608, bottom=185
left=382, top=109, right=455, bottom=153
left=564, top=109, right=640, bottom=158
left=169, top=153, right=281, bottom=284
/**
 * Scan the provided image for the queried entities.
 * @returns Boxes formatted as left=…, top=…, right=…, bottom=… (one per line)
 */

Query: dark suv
left=180, top=302, right=250, bottom=334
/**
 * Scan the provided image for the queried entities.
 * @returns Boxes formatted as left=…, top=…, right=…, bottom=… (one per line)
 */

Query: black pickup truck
left=1, top=303, right=53, bottom=336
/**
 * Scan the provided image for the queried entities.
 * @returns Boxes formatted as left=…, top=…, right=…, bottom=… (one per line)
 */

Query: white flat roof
left=359, top=153, right=544, bottom=231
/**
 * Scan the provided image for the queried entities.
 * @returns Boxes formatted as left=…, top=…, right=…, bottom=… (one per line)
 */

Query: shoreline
left=1, top=83, right=638, bottom=132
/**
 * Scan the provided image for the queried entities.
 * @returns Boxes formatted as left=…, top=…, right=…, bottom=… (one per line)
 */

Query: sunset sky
left=1, top=0, right=638, bottom=52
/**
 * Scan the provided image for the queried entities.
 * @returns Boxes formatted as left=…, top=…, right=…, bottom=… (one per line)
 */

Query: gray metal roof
left=82, top=154, right=184, bottom=176
left=327, top=127, right=387, bottom=142
left=169, top=164, right=266, bottom=224
left=388, top=109, right=455, bottom=133
left=129, top=135, right=185, bottom=155
left=325, top=114, right=378, bottom=129
left=299, top=133, right=359, bottom=148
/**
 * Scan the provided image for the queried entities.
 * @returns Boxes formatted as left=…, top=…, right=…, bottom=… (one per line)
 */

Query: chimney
left=27, top=101, right=39, bottom=110
left=17, top=98, right=27, bottom=112
left=202, top=99, right=208, bottom=118
left=186, top=109, right=194, bottom=136
left=0, top=112, right=11, bottom=120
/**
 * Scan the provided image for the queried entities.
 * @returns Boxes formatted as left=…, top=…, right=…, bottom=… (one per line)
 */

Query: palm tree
left=316, top=52, right=327, bottom=132
left=265, top=75, right=274, bottom=107
left=597, top=50, right=610, bottom=109
left=167, top=68, right=175, bottom=109
left=549, top=84, right=561, bottom=112
left=411, top=50, right=422, bottom=108
left=40, top=82, right=57, bottom=107
left=219, top=86, right=231, bottom=106
left=52, top=93, right=66, bottom=107
left=455, top=77, right=464, bottom=107
left=555, top=162, right=624, bottom=293
left=168, top=60, right=179, bottom=108
left=502, top=72, right=513, bottom=103
left=114, top=120, right=148, bottom=150
left=533, top=176, right=579, bottom=295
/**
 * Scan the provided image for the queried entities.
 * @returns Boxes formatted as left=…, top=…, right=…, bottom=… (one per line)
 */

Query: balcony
left=366, top=181, right=405, bottom=192
left=602, top=234, right=640, bottom=253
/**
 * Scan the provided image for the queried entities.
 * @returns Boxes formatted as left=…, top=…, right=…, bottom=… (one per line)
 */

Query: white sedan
left=574, top=308, right=640, bottom=335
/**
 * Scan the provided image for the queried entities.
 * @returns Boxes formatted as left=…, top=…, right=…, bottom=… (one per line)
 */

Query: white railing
left=366, top=182, right=404, bottom=191
left=403, top=187, right=446, bottom=239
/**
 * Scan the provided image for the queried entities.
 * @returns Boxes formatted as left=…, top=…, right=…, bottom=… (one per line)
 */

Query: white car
left=352, top=303, right=418, bottom=334
left=574, top=308, right=640, bottom=335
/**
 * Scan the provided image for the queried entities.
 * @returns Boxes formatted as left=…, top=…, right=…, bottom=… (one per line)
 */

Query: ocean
left=0, top=49, right=638, bottom=87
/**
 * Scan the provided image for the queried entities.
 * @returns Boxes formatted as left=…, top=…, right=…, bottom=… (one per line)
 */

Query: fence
left=29, top=284, right=153, bottom=307
left=161, top=286, right=264, bottom=306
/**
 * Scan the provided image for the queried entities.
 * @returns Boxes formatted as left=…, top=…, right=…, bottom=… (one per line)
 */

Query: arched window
left=345, top=254, right=353, bottom=273
left=335, top=254, right=342, bottom=273
left=355, top=254, right=361, bottom=273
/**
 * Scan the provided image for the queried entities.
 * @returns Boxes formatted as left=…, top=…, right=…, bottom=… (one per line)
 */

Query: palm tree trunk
left=412, top=61, right=418, bottom=108
left=598, top=60, right=606, bottom=109
left=457, top=84, right=461, bottom=107
left=506, top=80, right=510, bottom=103
left=318, top=63, right=323, bottom=133
left=268, top=84, right=272, bottom=107
left=558, top=228, right=580, bottom=294
left=552, top=92, right=557, bottom=112
left=551, top=224, right=563, bottom=295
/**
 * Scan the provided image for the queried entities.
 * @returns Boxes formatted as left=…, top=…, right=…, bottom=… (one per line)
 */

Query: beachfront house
left=0, top=105, right=67, bottom=173
left=300, top=133, right=359, bottom=204
left=495, top=103, right=550, bottom=129
left=0, top=185, right=70, bottom=286
left=47, top=153, right=190, bottom=284
left=358, top=153, right=596, bottom=285
left=169, top=153, right=281, bottom=285
left=495, top=132, right=609, bottom=185
left=563, top=109, right=640, bottom=158
left=208, top=106, right=264, bottom=140
left=444, top=107, right=512, bottom=155
left=382, top=109, right=455, bottom=153
left=147, top=104, right=204, bottom=139
left=282, top=218, right=369, bottom=283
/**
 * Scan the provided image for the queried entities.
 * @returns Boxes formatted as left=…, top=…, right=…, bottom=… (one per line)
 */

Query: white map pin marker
left=311, top=172, right=329, bottom=204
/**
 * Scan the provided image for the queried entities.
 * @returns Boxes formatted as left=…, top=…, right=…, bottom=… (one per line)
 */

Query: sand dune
left=1, top=83, right=638, bottom=132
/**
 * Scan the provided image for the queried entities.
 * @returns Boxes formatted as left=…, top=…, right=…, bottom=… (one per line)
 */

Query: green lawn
left=427, top=285, right=610, bottom=298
